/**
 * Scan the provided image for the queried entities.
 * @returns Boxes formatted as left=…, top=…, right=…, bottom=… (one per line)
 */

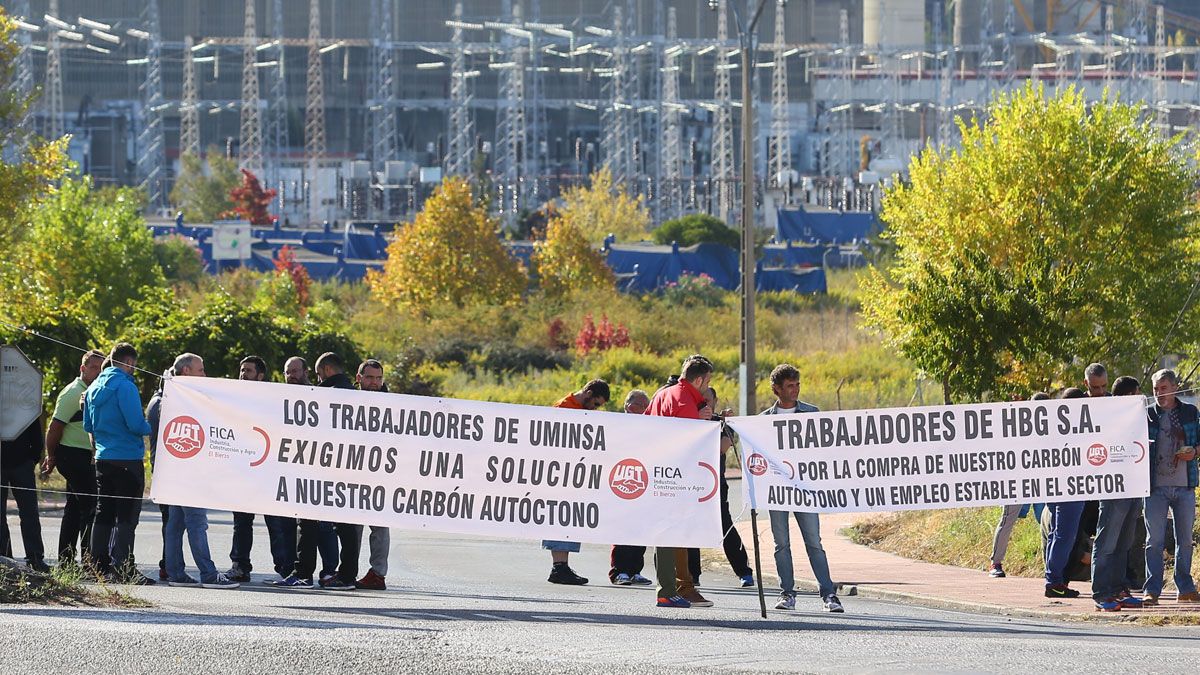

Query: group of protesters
left=0, top=343, right=846, bottom=613
left=985, top=363, right=1198, bottom=611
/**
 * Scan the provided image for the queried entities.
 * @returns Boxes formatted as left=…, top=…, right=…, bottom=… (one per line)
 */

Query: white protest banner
left=151, top=377, right=723, bottom=547
left=728, top=397, right=1150, bottom=514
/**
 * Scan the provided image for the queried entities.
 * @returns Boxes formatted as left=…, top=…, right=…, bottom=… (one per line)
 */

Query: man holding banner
left=761, top=364, right=843, bottom=614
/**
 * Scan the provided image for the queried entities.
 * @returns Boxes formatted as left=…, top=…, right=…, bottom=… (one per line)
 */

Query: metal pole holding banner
left=735, top=434, right=768, bottom=619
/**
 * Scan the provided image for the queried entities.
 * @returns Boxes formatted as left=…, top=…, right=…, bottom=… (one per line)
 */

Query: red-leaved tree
left=274, top=245, right=312, bottom=309
left=224, top=169, right=277, bottom=225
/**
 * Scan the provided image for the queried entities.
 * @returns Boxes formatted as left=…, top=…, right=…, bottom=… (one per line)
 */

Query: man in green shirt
left=42, top=349, right=105, bottom=565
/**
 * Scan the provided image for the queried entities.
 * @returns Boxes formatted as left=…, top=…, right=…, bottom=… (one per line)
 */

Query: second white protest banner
left=150, top=377, right=723, bottom=548
left=728, top=396, right=1151, bottom=513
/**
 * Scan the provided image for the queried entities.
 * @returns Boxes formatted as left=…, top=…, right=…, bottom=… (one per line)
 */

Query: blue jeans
left=542, top=540, right=581, bottom=553
left=1044, top=501, right=1085, bottom=587
left=1144, top=486, right=1197, bottom=597
left=230, top=512, right=297, bottom=577
left=164, top=505, right=218, bottom=583
left=769, top=510, right=835, bottom=599
left=1091, top=498, right=1141, bottom=599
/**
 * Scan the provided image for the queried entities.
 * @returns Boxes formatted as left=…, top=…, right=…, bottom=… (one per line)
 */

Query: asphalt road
left=4, top=504, right=1200, bottom=673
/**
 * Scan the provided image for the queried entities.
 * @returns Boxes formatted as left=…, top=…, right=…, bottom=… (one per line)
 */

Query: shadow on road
left=0, top=607, right=432, bottom=633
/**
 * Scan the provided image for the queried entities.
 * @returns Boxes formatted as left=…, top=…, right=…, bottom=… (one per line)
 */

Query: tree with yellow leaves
left=367, top=178, right=526, bottom=312
left=557, top=168, right=651, bottom=244
left=532, top=209, right=614, bottom=298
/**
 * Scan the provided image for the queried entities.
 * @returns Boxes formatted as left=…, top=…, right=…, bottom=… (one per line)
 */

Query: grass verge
left=0, top=561, right=152, bottom=608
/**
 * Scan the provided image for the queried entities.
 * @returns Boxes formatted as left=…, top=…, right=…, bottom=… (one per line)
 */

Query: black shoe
left=548, top=564, right=589, bottom=585
left=1044, top=584, right=1079, bottom=599
left=29, top=560, right=51, bottom=574
left=225, top=566, right=252, bottom=583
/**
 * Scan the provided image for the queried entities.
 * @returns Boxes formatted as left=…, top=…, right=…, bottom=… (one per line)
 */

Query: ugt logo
left=1087, top=443, right=1108, bottom=467
left=609, top=458, right=648, bottom=500
left=746, top=453, right=769, bottom=477
left=163, top=416, right=206, bottom=459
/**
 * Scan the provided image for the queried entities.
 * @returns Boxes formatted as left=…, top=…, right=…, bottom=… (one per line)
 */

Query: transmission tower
left=1154, top=3, right=1167, bottom=134
left=265, top=0, right=289, bottom=200
left=935, top=2, right=954, bottom=149
left=1103, top=4, right=1115, bottom=90
left=494, top=1, right=528, bottom=219
left=1129, top=0, right=1148, bottom=105
left=1002, top=0, right=1016, bottom=92
left=136, top=0, right=166, bottom=211
left=10, top=0, right=33, bottom=139
left=978, top=0, right=994, bottom=111
left=768, top=0, right=791, bottom=186
left=526, top=0, right=546, bottom=207
left=240, top=0, right=263, bottom=175
left=660, top=6, right=684, bottom=221
left=711, top=0, right=735, bottom=223
left=370, top=0, right=398, bottom=170
left=181, top=35, right=200, bottom=157
left=444, top=2, right=475, bottom=178
left=601, top=4, right=635, bottom=194
left=306, top=0, right=327, bottom=223
left=43, top=0, right=64, bottom=141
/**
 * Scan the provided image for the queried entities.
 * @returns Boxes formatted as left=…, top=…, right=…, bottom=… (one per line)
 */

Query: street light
left=709, top=0, right=771, bottom=419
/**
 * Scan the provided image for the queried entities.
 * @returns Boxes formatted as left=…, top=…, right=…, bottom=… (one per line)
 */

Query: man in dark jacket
left=1143, top=369, right=1199, bottom=605
left=1, top=418, right=47, bottom=571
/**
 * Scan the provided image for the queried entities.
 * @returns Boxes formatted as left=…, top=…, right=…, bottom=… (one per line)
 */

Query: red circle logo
left=609, top=458, right=648, bottom=500
left=1087, top=443, right=1108, bottom=467
left=163, top=416, right=206, bottom=459
left=747, top=453, right=769, bottom=477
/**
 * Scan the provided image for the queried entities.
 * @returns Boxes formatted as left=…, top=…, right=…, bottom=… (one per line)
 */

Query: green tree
left=651, top=213, right=739, bottom=249
left=169, top=148, right=239, bottom=223
left=556, top=168, right=651, bottom=244
left=8, top=178, right=165, bottom=334
left=862, top=84, right=1200, bottom=401
left=367, top=178, right=526, bottom=312
left=0, top=8, right=71, bottom=250
left=532, top=214, right=614, bottom=298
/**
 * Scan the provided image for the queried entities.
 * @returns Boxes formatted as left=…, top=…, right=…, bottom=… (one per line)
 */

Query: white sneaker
left=629, top=574, right=653, bottom=586
left=613, top=573, right=633, bottom=585
left=774, top=595, right=796, bottom=610
left=202, top=573, right=241, bottom=589
left=823, top=595, right=844, bottom=613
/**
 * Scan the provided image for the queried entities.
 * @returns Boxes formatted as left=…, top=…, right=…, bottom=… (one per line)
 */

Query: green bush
left=661, top=273, right=727, bottom=308
left=154, top=235, right=207, bottom=287
left=652, top=213, right=739, bottom=248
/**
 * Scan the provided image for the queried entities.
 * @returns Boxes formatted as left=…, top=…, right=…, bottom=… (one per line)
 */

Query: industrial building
left=7, top=0, right=1200, bottom=225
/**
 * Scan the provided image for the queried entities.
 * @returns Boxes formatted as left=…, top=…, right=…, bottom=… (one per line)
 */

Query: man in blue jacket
left=1143, top=369, right=1199, bottom=605
left=84, top=342, right=154, bottom=584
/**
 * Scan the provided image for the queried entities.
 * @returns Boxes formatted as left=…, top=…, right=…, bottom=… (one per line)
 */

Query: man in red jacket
left=645, top=354, right=714, bottom=609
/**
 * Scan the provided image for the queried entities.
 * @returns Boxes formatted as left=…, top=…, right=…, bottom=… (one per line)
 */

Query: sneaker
left=656, top=595, right=692, bottom=608
left=275, top=574, right=313, bottom=589
left=28, top=560, right=50, bottom=574
left=1094, top=597, right=1122, bottom=612
left=1044, top=584, right=1080, bottom=599
left=225, top=566, right=251, bottom=583
left=987, top=563, right=1006, bottom=578
left=683, top=592, right=713, bottom=608
left=320, top=575, right=356, bottom=591
left=740, top=574, right=755, bottom=588
left=202, top=573, right=241, bottom=589
left=775, top=595, right=796, bottom=610
left=547, top=564, right=588, bottom=586
left=355, top=570, right=387, bottom=590
left=1179, top=591, right=1200, bottom=603
left=612, top=573, right=633, bottom=586
left=1118, top=594, right=1144, bottom=609
left=629, top=573, right=653, bottom=586
left=158, top=566, right=169, bottom=581
left=1143, top=593, right=1159, bottom=606
left=823, top=595, right=845, bottom=613
left=169, top=576, right=201, bottom=587
left=121, top=570, right=158, bottom=586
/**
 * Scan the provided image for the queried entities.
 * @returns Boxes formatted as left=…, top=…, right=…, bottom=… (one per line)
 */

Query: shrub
left=652, top=213, right=739, bottom=248
left=575, top=314, right=631, bottom=356
left=661, top=273, right=726, bottom=308
left=154, top=234, right=207, bottom=287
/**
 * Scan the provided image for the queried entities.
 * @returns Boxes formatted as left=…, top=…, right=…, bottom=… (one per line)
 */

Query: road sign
left=0, top=345, right=43, bottom=441
left=212, top=221, right=253, bottom=261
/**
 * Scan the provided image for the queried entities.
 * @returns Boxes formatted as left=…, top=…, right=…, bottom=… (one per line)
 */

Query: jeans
left=1144, top=486, right=1197, bottom=597
left=230, top=511, right=256, bottom=571
left=542, top=539, right=581, bottom=553
left=90, top=459, right=144, bottom=572
left=990, top=504, right=1024, bottom=566
left=158, top=504, right=170, bottom=570
left=164, top=505, right=219, bottom=583
left=55, top=445, right=96, bottom=563
left=0, top=460, right=44, bottom=564
left=720, top=474, right=752, bottom=577
left=333, top=522, right=361, bottom=581
left=354, top=525, right=390, bottom=576
left=769, top=510, right=835, bottom=599
left=292, top=520, right=339, bottom=580
left=609, top=544, right=646, bottom=581
left=1044, top=501, right=1085, bottom=587
left=1091, top=498, right=1141, bottom=600
left=266, top=516, right=297, bottom=577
